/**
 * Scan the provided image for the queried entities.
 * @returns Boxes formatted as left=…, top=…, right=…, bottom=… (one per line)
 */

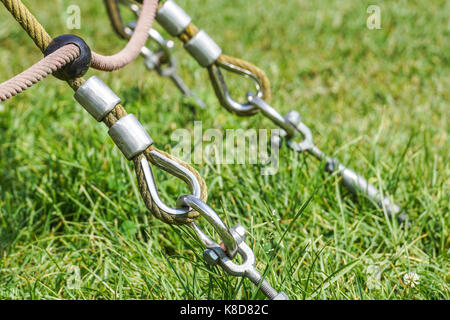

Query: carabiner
left=208, top=61, right=264, bottom=116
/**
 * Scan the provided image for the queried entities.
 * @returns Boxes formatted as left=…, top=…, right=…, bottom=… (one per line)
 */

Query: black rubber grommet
left=44, top=34, right=92, bottom=81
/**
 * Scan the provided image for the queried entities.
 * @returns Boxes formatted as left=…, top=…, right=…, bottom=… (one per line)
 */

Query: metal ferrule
left=74, top=76, right=121, bottom=121
left=184, top=30, right=222, bottom=67
left=108, top=114, right=153, bottom=160
left=156, top=0, right=192, bottom=36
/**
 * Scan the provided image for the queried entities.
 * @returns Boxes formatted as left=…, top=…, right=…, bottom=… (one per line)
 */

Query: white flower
left=403, top=272, right=420, bottom=288
left=366, top=264, right=383, bottom=290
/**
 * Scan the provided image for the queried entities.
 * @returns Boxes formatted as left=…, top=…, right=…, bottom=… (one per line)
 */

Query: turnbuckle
left=177, top=195, right=289, bottom=300
left=247, top=94, right=406, bottom=221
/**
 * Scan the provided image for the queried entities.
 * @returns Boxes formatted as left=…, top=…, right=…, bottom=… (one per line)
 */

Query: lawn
left=0, top=0, right=448, bottom=299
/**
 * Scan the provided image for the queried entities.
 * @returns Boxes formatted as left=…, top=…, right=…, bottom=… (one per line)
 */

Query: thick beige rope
left=90, top=0, right=158, bottom=71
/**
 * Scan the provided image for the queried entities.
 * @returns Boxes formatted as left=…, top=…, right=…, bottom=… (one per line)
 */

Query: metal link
left=156, top=0, right=192, bottom=36
left=184, top=30, right=222, bottom=67
left=247, top=93, right=298, bottom=138
left=177, top=194, right=238, bottom=258
left=108, top=114, right=154, bottom=160
left=74, top=76, right=121, bottom=121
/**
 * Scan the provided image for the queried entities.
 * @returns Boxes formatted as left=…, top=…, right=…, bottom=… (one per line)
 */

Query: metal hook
left=209, top=61, right=264, bottom=116
left=283, top=110, right=326, bottom=158
left=140, top=150, right=202, bottom=216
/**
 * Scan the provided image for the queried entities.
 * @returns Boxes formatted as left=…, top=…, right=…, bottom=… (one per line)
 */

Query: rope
left=1, top=0, right=158, bottom=72
left=90, top=0, right=158, bottom=71
left=0, top=44, right=80, bottom=101
left=1, top=0, right=52, bottom=51
left=1, top=0, right=208, bottom=225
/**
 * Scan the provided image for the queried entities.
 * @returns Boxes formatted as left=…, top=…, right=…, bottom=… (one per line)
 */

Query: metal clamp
left=184, top=30, right=222, bottom=67
left=108, top=114, right=154, bottom=160
left=156, top=0, right=192, bottom=36
left=74, top=76, right=121, bottom=121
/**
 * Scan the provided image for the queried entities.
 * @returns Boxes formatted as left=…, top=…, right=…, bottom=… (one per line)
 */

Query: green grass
left=0, top=0, right=449, bottom=300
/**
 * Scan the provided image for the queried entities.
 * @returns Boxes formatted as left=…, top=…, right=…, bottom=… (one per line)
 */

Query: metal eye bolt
left=185, top=208, right=289, bottom=300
